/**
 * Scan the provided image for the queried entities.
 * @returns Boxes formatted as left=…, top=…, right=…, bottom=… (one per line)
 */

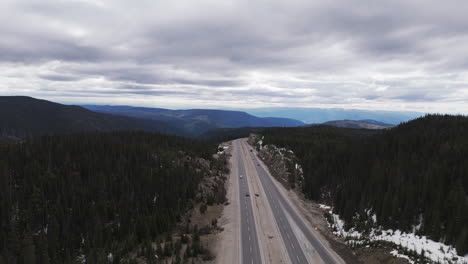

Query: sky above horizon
left=1, top=0, right=468, bottom=114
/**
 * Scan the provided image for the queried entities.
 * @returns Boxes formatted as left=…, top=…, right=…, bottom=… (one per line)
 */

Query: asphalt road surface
left=236, top=139, right=344, bottom=264
left=234, top=140, right=263, bottom=264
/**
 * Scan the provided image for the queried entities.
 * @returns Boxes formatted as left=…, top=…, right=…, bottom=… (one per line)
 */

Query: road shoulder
left=212, top=141, right=240, bottom=264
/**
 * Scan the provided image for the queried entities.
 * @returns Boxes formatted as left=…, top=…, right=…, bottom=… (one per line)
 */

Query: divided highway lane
left=234, top=140, right=263, bottom=264
left=242, top=139, right=344, bottom=264
left=239, top=142, right=308, bottom=264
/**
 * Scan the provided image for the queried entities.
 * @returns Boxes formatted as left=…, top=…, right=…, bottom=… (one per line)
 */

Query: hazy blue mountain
left=358, top=119, right=393, bottom=126
left=83, top=105, right=305, bottom=136
left=244, top=107, right=423, bottom=125
left=321, top=120, right=395, bottom=129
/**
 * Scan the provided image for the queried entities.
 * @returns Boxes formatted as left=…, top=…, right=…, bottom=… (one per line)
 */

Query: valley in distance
left=1, top=96, right=467, bottom=264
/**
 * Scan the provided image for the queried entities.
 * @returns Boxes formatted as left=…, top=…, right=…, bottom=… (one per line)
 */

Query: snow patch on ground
left=217, top=144, right=229, bottom=155
left=76, top=254, right=86, bottom=264
left=390, top=249, right=414, bottom=264
left=295, top=163, right=303, bottom=175
left=257, top=139, right=264, bottom=150
left=330, top=213, right=362, bottom=239
left=328, top=211, right=468, bottom=264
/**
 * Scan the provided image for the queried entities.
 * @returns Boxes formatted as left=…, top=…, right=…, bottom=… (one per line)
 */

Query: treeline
left=260, top=115, right=468, bottom=255
left=0, top=131, right=221, bottom=263
left=199, top=127, right=261, bottom=143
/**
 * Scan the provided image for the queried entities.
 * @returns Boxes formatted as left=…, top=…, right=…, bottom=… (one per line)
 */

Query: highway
left=239, top=140, right=308, bottom=263
left=234, top=140, right=263, bottom=264
left=236, top=139, right=344, bottom=264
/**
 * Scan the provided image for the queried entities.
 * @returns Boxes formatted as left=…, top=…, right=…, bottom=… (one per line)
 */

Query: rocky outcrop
left=248, top=134, right=303, bottom=190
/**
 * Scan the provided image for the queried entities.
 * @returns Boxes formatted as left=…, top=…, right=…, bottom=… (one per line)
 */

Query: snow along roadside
left=254, top=135, right=468, bottom=264
left=326, top=208, right=468, bottom=264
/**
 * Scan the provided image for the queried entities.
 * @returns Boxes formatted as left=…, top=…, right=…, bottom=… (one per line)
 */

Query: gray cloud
left=39, top=74, right=82, bottom=82
left=1, top=0, right=468, bottom=113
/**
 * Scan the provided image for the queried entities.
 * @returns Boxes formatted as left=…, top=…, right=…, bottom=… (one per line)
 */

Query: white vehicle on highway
left=240, top=174, right=243, bottom=179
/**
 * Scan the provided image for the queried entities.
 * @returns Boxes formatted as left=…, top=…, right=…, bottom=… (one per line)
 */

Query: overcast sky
left=1, top=0, right=468, bottom=113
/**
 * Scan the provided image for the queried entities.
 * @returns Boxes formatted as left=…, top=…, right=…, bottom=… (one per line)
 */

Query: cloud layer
left=1, top=0, right=468, bottom=113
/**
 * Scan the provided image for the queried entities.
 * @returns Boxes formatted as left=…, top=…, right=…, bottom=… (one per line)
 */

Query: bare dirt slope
left=211, top=142, right=239, bottom=264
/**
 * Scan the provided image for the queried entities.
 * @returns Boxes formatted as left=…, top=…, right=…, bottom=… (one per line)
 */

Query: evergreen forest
left=0, top=131, right=223, bottom=263
left=260, top=115, right=468, bottom=255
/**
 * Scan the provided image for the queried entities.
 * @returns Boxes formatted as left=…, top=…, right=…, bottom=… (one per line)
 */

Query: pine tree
left=156, top=242, right=163, bottom=259
left=47, top=215, right=59, bottom=262
left=21, top=232, right=36, bottom=264
left=7, top=221, right=20, bottom=260
left=36, top=231, right=49, bottom=264
left=456, top=228, right=468, bottom=256
left=164, top=241, right=172, bottom=257
left=174, top=254, right=181, bottom=264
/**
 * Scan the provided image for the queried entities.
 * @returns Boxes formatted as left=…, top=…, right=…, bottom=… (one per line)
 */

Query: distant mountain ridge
left=83, top=105, right=305, bottom=136
left=321, top=119, right=394, bottom=129
left=0, top=96, right=182, bottom=137
left=358, top=119, right=393, bottom=126
left=0, top=96, right=305, bottom=139
left=245, top=107, right=422, bottom=124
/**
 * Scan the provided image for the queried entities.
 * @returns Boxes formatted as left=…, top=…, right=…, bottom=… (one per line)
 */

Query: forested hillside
left=0, top=131, right=225, bottom=263
left=0, top=96, right=183, bottom=138
left=199, top=127, right=261, bottom=142
left=259, top=115, right=468, bottom=255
